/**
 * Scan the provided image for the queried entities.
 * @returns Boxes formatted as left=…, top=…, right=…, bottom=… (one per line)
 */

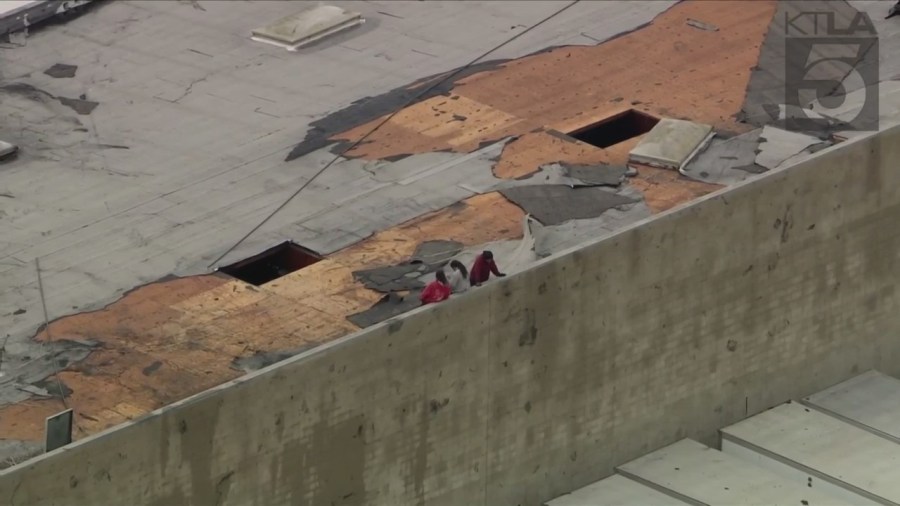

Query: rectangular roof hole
left=219, top=241, right=322, bottom=286
left=569, top=109, right=660, bottom=148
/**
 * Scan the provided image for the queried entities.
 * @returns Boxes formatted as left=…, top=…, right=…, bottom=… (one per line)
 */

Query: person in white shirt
left=447, top=260, right=469, bottom=294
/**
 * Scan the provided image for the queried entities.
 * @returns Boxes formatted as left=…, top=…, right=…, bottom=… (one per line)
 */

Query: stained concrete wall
left=2, top=125, right=900, bottom=505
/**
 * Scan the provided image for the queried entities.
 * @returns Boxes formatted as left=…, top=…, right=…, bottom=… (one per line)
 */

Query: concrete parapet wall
left=2, top=125, right=900, bottom=505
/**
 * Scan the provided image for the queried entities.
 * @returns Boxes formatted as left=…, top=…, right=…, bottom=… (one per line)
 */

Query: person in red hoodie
left=469, top=250, right=506, bottom=287
left=420, top=269, right=451, bottom=305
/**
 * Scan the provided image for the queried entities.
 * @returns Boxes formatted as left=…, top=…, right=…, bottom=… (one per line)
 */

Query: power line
left=208, top=0, right=581, bottom=269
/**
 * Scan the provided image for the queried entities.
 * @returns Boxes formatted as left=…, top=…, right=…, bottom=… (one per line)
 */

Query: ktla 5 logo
left=783, top=10, right=879, bottom=132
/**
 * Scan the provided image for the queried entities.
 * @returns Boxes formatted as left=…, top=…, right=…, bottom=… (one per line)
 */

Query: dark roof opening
left=569, top=109, right=660, bottom=148
left=219, top=241, right=322, bottom=286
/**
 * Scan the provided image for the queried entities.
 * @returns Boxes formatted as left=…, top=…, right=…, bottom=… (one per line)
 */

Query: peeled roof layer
left=0, top=0, right=786, bottom=453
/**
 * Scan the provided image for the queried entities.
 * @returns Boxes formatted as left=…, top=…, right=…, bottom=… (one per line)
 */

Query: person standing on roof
left=420, top=269, right=451, bottom=305
left=447, top=260, right=469, bottom=294
left=469, top=250, right=506, bottom=287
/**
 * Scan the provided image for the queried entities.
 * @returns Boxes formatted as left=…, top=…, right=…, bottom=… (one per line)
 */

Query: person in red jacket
left=420, top=269, right=451, bottom=305
left=469, top=250, right=506, bottom=287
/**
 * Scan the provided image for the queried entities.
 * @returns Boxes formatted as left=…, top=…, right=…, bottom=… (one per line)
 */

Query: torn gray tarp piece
left=559, top=162, right=628, bottom=187
left=499, top=185, right=639, bottom=226
left=353, top=240, right=463, bottom=292
left=409, top=239, right=463, bottom=265
left=755, top=126, right=822, bottom=170
left=0, top=339, right=96, bottom=407
left=680, top=129, right=764, bottom=185
left=459, top=157, right=622, bottom=195
left=353, top=264, right=430, bottom=292
left=347, top=292, right=423, bottom=328
left=531, top=186, right=651, bottom=257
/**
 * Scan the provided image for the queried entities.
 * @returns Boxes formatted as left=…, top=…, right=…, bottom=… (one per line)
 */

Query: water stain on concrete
left=428, top=398, right=449, bottom=414
left=308, top=414, right=367, bottom=505
left=519, top=309, right=538, bottom=347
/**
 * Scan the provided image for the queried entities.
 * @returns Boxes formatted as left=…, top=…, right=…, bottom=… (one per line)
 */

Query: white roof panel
left=721, top=402, right=900, bottom=504
left=805, top=370, right=900, bottom=441
left=617, top=439, right=842, bottom=505
left=545, top=474, right=687, bottom=506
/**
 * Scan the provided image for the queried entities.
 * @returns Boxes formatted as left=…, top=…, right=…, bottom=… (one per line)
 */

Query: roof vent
left=251, top=5, right=364, bottom=51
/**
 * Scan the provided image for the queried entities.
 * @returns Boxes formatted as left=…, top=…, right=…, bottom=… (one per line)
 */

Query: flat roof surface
left=545, top=474, right=687, bottom=506
left=3, top=0, right=889, bottom=462
left=0, top=0, right=761, bottom=450
left=721, top=402, right=900, bottom=504
left=617, top=438, right=842, bottom=506
left=804, top=370, right=900, bottom=441
left=0, top=1, right=35, bottom=17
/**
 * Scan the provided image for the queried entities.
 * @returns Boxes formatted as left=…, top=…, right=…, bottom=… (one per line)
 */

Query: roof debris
left=43, top=63, right=77, bottom=79
left=686, top=18, right=719, bottom=31
left=499, top=185, right=639, bottom=226
left=347, top=292, right=423, bottom=329
left=4, top=0, right=850, bottom=460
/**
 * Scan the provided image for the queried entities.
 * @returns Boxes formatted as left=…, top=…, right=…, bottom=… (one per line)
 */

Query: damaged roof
left=2, top=0, right=894, bottom=462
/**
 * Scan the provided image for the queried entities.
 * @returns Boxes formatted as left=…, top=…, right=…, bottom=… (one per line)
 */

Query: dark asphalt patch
left=44, top=63, right=78, bottom=78
left=499, top=185, right=638, bottom=226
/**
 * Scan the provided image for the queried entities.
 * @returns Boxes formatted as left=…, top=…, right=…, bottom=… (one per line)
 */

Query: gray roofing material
left=499, top=185, right=639, bottom=226
left=0, top=1, right=678, bottom=391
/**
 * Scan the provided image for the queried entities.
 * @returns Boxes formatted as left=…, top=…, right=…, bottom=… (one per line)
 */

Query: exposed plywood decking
left=0, top=0, right=689, bottom=387
left=721, top=402, right=900, bottom=504
left=0, top=193, right=528, bottom=440
left=0, top=0, right=774, bottom=452
left=617, top=438, right=843, bottom=505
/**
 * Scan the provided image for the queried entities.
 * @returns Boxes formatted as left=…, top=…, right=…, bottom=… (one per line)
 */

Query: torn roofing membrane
left=4, top=0, right=853, bottom=460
